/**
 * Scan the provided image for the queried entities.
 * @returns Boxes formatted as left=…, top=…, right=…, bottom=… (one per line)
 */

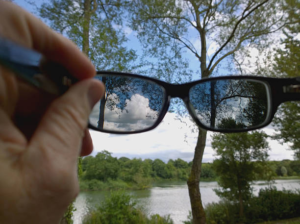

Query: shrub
left=205, top=200, right=239, bottom=224
left=83, top=191, right=173, bottom=224
left=202, top=187, right=300, bottom=224
left=106, top=179, right=129, bottom=190
left=246, top=187, right=300, bottom=223
left=87, top=179, right=106, bottom=191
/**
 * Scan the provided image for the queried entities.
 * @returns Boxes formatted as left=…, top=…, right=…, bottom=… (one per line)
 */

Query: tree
left=281, top=166, right=288, bottom=176
left=201, top=164, right=216, bottom=180
left=152, top=159, right=169, bottom=179
left=84, top=150, right=119, bottom=181
left=39, top=0, right=141, bottom=132
left=271, top=0, right=300, bottom=159
left=40, top=0, right=137, bottom=71
left=212, top=131, right=269, bottom=222
left=127, top=1, right=287, bottom=223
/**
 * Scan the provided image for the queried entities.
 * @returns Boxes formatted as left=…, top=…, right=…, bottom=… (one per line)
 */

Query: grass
left=257, top=217, right=300, bottom=224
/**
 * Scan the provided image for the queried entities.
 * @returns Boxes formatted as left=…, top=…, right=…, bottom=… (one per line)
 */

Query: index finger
left=0, top=1, right=95, bottom=80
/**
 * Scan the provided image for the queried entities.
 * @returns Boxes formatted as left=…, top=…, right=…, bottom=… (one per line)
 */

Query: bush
left=87, top=179, right=106, bottom=191
left=246, top=187, right=300, bottom=223
left=107, top=179, right=129, bottom=190
left=205, top=200, right=239, bottom=224
left=83, top=191, right=173, bottom=224
left=202, top=187, right=300, bottom=224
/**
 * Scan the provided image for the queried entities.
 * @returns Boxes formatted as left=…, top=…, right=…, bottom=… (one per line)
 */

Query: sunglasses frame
left=88, top=71, right=300, bottom=134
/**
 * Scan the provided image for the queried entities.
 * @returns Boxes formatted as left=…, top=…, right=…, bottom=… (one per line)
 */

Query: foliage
left=205, top=200, right=239, bottom=224
left=204, top=187, right=300, bottom=224
left=84, top=151, right=120, bottom=181
left=201, top=163, right=217, bottom=180
left=126, top=1, right=289, bottom=222
left=246, top=187, right=300, bottom=223
left=211, top=131, right=269, bottom=221
left=39, top=0, right=137, bottom=71
left=82, top=191, right=173, bottom=224
left=270, top=0, right=300, bottom=159
left=60, top=202, right=76, bottom=224
left=80, top=151, right=299, bottom=191
left=81, top=151, right=192, bottom=189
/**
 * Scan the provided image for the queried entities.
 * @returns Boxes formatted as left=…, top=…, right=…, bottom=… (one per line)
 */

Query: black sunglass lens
left=89, top=74, right=166, bottom=133
left=189, top=79, right=270, bottom=131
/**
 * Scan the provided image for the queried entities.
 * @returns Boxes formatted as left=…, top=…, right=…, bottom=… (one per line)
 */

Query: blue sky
left=13, top=0, right=295, bottom=162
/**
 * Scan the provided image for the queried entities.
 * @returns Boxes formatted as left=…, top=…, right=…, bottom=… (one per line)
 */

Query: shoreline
left=79, top=177, right=300, bottom=192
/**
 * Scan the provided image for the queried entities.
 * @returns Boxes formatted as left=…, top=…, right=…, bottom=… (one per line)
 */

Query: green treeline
left=80, top=150, right=192, bottom=190
left=79, top=150, right=300, bottom=191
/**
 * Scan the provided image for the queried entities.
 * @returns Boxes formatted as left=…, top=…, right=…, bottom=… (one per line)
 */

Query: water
left=73, top=179, right=300, bottom=224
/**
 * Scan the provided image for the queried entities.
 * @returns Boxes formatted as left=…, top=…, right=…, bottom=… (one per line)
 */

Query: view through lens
left=89, top=74, right=165, bottom=132
left=189, top=79, right=270, bottom=130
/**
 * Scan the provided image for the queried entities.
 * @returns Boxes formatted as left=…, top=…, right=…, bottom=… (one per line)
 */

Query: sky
left=89, top=112, right=294, bottom=163
left=13, top=0, right=296, bottom=162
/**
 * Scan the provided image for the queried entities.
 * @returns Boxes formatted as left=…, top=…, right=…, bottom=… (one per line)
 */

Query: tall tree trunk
left=82, top=0, right=91, bottom=55
left=187, top=128, right=207, bottom=224
left=82, top=0, right=97, bottom=55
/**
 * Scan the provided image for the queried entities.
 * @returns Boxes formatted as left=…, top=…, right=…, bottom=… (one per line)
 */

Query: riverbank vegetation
left=79, top=150, right=300, bottom=191
left=81, top=187, right=300, bottom=224
left=83, top=191, right=173, bottom=224
left=202, top=187, right=300, bottom=224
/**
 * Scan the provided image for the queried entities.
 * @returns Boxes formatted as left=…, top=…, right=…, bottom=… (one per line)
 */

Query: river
left=73, top=179, right=300, bottom=224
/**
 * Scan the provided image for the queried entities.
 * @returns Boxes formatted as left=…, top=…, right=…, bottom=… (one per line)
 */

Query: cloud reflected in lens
left=90, top=93, right=162, bottom=132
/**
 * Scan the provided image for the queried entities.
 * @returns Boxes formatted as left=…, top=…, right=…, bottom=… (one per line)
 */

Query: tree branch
left=207, top=0, right=269, bottom=71
left=147, top=15, right=196, bottom=29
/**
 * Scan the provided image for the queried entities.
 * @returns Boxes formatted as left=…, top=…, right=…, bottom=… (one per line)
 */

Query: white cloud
left=90, top=93, right=161, bottom=132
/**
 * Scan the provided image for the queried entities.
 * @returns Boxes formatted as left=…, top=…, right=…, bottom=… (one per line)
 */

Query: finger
left=80, top=129, right=93, bottom=157
left=28, top=79, right=104, bottom=167
left=0, top=1, right=95, bottom=80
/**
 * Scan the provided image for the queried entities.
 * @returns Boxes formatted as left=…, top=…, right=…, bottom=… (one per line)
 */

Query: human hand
left=0, top=1, right=104, bottom=223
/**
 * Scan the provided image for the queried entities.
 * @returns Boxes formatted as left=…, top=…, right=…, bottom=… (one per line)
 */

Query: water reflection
left=74, top=180, right=300, bottom=224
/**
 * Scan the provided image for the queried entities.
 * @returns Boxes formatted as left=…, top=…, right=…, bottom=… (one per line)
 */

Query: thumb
left=29, top=78, right=104, bottom=162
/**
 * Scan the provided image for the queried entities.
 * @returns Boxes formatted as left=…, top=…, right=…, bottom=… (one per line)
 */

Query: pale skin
left=0, top=1, right=105, bottom=223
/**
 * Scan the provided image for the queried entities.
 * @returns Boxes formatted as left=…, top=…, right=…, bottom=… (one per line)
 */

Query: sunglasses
left=1, top=37, right=300, bottom=134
